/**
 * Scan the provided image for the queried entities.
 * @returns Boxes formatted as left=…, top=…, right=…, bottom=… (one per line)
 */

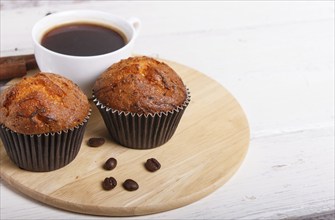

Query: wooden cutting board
left=0, top=59, right=250, bottom=216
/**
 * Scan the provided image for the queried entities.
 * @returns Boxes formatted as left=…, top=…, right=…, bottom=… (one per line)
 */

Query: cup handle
left=127, top=17, right=141, bottom=34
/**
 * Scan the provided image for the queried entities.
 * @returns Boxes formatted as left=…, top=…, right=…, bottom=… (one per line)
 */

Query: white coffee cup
left=32, top=10, right=141, bottom=97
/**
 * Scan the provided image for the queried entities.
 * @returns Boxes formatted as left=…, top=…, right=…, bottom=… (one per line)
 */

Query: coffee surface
left=41, top=22, right=126, bottom=56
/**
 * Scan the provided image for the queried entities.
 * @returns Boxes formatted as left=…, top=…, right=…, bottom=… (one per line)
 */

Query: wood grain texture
left=0, top=60, right=249, bottom=216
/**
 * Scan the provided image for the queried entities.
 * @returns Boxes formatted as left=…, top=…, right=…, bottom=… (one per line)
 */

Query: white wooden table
left=1, top=1, right=334, bottom=219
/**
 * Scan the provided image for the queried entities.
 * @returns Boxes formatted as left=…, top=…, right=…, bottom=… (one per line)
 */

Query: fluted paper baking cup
left=93, top=89, right=190, bottom=149
left=0, top=111, right=91, bottom=172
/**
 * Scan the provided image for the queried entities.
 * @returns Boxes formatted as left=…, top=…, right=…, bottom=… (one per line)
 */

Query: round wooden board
left=0, top=59, right=250, bottom=216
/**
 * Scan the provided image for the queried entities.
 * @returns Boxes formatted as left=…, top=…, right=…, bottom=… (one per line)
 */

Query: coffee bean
left=123, top=179, right=139, bottom=191
left=87, top=137, right=105, bottom=147
left=145, top=158, right=161, bottom=172
left=104, top=157, right=117, bottom=170
left=102, top=177, right=117, bottom=190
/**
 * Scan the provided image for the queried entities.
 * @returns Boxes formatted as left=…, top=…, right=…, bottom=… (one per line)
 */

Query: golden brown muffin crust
left=0, top=72, right=90, bottom=134
left=93, top=56, right=187, bottom=115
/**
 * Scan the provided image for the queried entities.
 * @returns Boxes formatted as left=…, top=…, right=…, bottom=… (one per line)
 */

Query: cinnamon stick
left=0, top=54, right=37, bottom=81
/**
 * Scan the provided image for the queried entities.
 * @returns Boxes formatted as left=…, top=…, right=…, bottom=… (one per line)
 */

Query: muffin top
left=93, top=56, right=187, bottom=115
left=0, top=72, right=90, bottom=135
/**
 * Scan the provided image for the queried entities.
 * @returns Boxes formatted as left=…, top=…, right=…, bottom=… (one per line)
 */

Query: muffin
left=0, top=72, right=91, bottom=171
left=93, top=56, right=190, bottom=149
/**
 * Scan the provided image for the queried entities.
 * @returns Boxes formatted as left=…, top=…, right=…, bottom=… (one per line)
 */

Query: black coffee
left=41, top=22, right=126, bottom=56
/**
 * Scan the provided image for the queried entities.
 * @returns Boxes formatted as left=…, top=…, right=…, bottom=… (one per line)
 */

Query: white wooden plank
left=1, top=1, right=334, bottom=53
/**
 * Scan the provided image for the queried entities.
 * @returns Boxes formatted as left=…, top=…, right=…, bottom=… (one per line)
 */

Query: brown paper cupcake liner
left=0, top=111, right=91, bottom=172
left=93, top=89, right=191, bottom=149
